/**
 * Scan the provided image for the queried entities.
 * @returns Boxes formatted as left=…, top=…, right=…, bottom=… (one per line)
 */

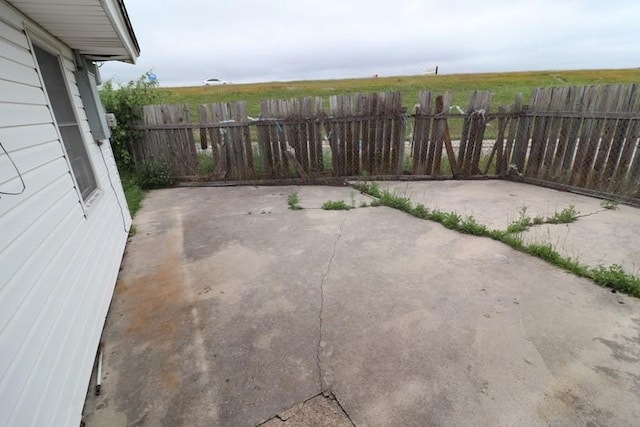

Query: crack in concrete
left=575, top=209, right=609, bottom=219
left=316, top=212, right=349, bottom=394
left=331, top=392, right=356, bottom=427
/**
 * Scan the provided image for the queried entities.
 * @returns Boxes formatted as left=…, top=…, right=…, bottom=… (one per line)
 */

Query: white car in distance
left=202, top=78, right=229, bottom=85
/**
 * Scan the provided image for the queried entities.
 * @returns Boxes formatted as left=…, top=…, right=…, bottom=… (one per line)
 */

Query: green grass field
left=159, top=69, right=640, bottom=117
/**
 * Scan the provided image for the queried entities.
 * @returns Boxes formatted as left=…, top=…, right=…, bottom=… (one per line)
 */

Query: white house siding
left=0, top=1, right=131, bottom=426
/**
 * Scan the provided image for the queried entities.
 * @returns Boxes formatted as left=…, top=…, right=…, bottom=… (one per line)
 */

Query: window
left=33, top=45, right=97, bottom=200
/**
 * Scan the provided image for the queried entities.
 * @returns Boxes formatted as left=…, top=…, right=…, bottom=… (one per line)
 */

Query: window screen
left=33, top=45, right=97, bottom=200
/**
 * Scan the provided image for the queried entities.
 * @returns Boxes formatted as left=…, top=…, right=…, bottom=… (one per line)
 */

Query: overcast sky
left=99, top=0, right=640, bottom=87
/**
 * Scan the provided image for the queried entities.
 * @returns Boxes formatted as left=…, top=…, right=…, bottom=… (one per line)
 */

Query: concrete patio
left=82, top=182, right=640, bottom=426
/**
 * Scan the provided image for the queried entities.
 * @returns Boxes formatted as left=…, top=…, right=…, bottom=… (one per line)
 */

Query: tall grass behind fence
left=132, top=84, right=640, bottom=203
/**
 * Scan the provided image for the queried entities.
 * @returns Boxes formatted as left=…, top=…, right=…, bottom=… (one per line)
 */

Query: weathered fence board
left=455, top=90, right=489, bottom=176
left=209, top=101, right=253, bottom=180
left=258, top=97, right=324, bottom=178
left=501, top=93, right=522, bottom=176
left=414, top=91, right=459, bottom=176
left=591, top=84, right=632, bottom=190
left=258, top=99, right=286, bottom=177
left=134, top=104, right=197, bottom=176
left=413, top=91, right=431, bottom=175
left=326, top=92, right=406, bottom=176
left=486, top=105, right=508, bottom=175
left=612, top=86, right=640, bottom=194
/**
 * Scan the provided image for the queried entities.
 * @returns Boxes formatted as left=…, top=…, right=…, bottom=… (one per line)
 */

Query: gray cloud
left=100, top=0, right=640, bottom=86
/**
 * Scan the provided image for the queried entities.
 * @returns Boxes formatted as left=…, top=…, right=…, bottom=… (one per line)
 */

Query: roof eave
left=100, top=0, right=140, bottom=63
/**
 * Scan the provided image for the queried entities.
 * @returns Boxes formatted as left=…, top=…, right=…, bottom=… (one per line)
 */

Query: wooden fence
left=133, top=104, right=198, bottom=175
left=132, top=84, right=640, bottom=203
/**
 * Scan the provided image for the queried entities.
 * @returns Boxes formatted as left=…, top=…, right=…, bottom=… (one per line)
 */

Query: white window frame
left=24, top=25, right=101, bottom=214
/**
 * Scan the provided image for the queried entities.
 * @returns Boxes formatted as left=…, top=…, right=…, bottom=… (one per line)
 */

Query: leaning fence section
left=511, top=84, right=640, bottom=198
left=198, top=101, right=254, bottom=180
left=257, top=97, right=325, bottom=179
left=413, top=91, right=449, bottom=176
left=131, top=83, right=640, bottom=203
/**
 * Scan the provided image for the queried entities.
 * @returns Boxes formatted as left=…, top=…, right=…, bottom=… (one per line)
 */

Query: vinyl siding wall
left=0, top=2, right=131, bottom=426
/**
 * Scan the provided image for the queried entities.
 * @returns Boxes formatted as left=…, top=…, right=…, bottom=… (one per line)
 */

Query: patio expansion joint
left=316, top=211, right=349, bottom=395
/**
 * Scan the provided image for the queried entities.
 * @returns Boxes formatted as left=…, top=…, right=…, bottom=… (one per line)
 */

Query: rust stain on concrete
left=114, top=246, right=186, bottom=393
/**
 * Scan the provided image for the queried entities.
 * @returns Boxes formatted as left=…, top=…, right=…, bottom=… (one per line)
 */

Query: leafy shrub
left=99, top=72, right=166, bottom=170
left=136, top=161, right=175, bottom=189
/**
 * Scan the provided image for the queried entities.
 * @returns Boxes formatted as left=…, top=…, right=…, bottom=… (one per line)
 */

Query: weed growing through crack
left=600, top=199, right=620, bottom=210
left=322, top=200, right=352, bottom=210
left=507, top=221, right=529, bottom=234
left=428, top=209, right=446, bottom=223
left=287, top=192, right=303, bottom=210
left=459, top=216, right=489, bottom=236
left=533, top=215, right=545, bottom=225
left=507, top=207, right=532, bottom=233
left=526, top=243, right=589, bottom=277
left=526, top=243, right=564, bottom=264
left=507, top=205, right=579, bottom=232
left=546, top=205, right=579, bottom=224
left=591, top=265, right=640, bottom=296
left=354, top=181, right=381, bottom=198
left=442, top=212, right=462, bottom=229
left=378, top=191, right=413, bottom=212
left=486, top=230, right=520, bottom=248
left=412, top=204, right=429, bottom=219
left=353, top=181, right=639, bottom=298
left=359, top=201, right=369, bottom=208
